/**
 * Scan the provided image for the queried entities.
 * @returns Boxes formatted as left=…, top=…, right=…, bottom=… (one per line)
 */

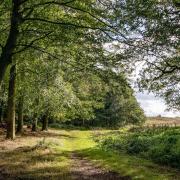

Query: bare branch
left=23, top=17, right=106, bottom=31
left=24, top=0, right=75, bottom=9
left=13, top=32, right=52, bottom=54
left=21, top=0, right=75, bottom=14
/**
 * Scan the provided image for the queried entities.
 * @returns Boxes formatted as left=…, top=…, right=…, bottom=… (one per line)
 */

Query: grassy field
left=145, top=117, right=180, bottom=127
left=0, top=128, right=180, bottom=180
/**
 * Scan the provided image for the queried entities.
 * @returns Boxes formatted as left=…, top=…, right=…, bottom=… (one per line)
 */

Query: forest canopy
left=0, top=0, right=179, bottom=139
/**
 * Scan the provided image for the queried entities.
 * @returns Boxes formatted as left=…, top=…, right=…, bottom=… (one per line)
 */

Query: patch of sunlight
left=54, top=130, right=97, bottom=152
left=1, top=129, right=179, bottom=180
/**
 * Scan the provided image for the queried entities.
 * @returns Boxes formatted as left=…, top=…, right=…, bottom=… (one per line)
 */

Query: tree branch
left=13, top=32, right=52, bottom=54
left=23, top=17, right=106, bottom=31
left=21, top=0, right=75, bottom=13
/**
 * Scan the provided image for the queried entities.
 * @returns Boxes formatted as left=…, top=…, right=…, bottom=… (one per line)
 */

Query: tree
left=94, top=71, right=145, bottom=127
left=0, top=0, right=127, bottom=87
left=100, top=0, right=179, bottom=110
left=3, top=0, right=177, bottom=138
left=16, top=95, right=24, bottom=134
left=0, top=3, right=133, bottom=139
left=66, top=72, right=107, bottom=126
left=14, top=52, right=79, bottom=131
left=134, top=1, right=180, bottom=110
left=0, top=79, right=8, bottom=127
left=6, top=64, right=16, bottom=139
left=1, top=0, right=171, bottom=88
left=138, top=55, right=180, bottom=111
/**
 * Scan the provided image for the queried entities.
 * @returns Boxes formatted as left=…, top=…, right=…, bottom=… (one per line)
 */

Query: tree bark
left=32, top=117, right=38, bottom=132
left=6, top=64, right=16, bottom=139
left=16, top=96, right=24, bottom=134
left=32, top=98, right=39, bottom=132
left=42, top=115, right=48, bottom=131
left=0, top=62, right=9, bottom=89
left=0, top=101, right=4, bottom=127
left=0, top=0, right=21, bottom=87
left=0, top=100, right=5, bottom=128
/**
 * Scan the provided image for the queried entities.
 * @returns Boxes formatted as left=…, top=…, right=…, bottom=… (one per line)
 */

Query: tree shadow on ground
left=0, top=145, right=71, bottom=180
left=70, top=152, right=131, bottom=180
left=21, top=129, right=77, bottom=139
left=0, top=142, right=130, bottom=180
left=74, top=148, right=180, bottom=180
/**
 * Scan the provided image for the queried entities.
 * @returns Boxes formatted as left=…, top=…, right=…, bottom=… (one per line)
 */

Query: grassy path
left=0, top=129, right=179, bottom=180
left=63, top=130, right=180, bottom=180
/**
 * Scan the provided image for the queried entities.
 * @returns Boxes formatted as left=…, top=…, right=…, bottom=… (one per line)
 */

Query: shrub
left=126, top=136, right=151, bottom=154
left=97, top=127, right=180, bottom=169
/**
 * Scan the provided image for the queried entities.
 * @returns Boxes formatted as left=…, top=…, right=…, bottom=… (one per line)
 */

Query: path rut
left=70, top=153, right=131, bottom=180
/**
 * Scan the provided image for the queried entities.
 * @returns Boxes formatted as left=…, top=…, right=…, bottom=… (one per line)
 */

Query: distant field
left=145, top=117, right=180, bottom=127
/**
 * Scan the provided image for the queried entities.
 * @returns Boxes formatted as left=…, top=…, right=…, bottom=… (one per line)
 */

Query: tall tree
left=16, top=95, right=24, bottom=134
left=6, top=64, right=16, bottom=139
left=0, top=0, right=123, bottom=87
left=134, top=1, right=180, bottom=110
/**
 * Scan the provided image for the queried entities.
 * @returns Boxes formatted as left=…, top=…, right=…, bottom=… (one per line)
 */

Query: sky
left=135, top=92, right=180, bottom=117
left=104, top=43, right=180, bottom=117
left=130, top=62, right=180, bottom=118
left=129, top=61, right=180, bottom=118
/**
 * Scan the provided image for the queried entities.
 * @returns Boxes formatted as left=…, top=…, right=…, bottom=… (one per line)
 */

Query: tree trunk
left=16, top=96, right=24, bottom=134
left=0, top=101, right=4, bottom=127
left=0, top=110, right=2, bottom=126
left=6, top=64, right=16, bottom=139
left=0, top=99, right=5, bottom=128
left=42, top=115, right=48, bottom=131
left=0, top=0, right=21, bottom=87
left=32, top=118, right=38, bottom=132
left=0, top=62, right=9, bottom=88
left=32, top=98, right=39, bottom=132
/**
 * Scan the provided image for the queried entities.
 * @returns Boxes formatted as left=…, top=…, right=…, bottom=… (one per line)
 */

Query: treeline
left=0, top=1, right=178, bottom=139
left=0, top=59, right=145, bottom=137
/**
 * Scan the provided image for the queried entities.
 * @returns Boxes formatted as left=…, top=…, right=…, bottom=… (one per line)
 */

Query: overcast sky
left=135, top=92, right=180, bottom=117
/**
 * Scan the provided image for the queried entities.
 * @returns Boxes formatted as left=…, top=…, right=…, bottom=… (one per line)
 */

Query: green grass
left=0, top=130, right=72, bottom=180
left=69, top=130, right=179, bottom=180
left=54, top=130, right=179, bottom=180
left=79, top=148, right=179, bottom=180
left=0, top=129, right=179, bottom=180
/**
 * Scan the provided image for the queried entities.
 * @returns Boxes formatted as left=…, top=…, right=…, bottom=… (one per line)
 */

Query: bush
left=49, top=123, right=63, bottom=129
left=49, top=123, right=88, bottom=130
left=97, top=127, right=180, bottom=169
left=148, top=134, right=180, bottom=168
left=126, top=136, right=152, bottom=154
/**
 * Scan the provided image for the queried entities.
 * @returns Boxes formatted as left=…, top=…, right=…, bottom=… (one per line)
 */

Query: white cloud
left=135, top=92, right=180, bottom=117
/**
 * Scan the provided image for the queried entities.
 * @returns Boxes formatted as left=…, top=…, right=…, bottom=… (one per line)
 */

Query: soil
left=70, top=153, right=131, bottom=180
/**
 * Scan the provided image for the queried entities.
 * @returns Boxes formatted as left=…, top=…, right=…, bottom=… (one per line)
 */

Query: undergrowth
left=96, top=127, right=180, bottom=169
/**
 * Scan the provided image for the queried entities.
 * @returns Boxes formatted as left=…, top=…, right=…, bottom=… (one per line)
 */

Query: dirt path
left=70, top=153, right=131, bottom=180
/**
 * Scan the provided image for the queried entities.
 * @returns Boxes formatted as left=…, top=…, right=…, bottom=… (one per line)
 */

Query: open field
left=145, top=117, right=180, bottom=127
left=0, top=128, right=180, bottom=180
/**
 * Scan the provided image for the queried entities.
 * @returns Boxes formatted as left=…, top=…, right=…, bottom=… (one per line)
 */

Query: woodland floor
left=0, top=128, right=179, bottom=180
